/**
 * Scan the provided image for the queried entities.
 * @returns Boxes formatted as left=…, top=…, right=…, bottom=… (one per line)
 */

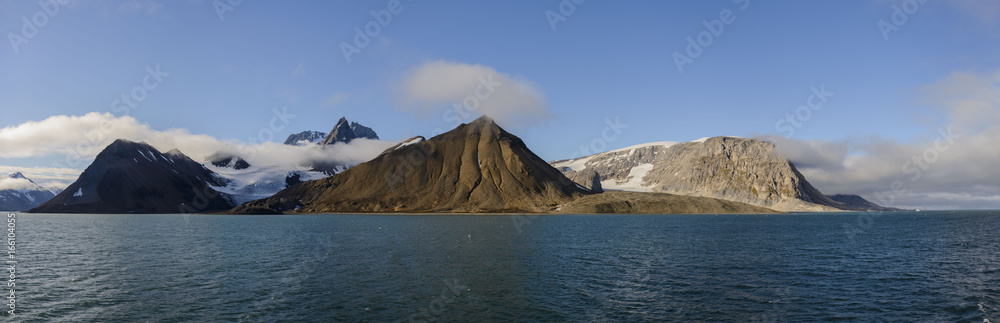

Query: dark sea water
left=7, top=211, right=999, bottom=322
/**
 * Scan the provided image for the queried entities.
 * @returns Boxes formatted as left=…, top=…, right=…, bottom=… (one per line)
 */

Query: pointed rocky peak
left=164, top=148, right=186, bottom=158
left=6, top=172, right=40, bottom=186
left=320, top=117, right=357, bottom=145
left=443, top=115, right=504, bottom=140
left=466, top=115, right=499, bottom=129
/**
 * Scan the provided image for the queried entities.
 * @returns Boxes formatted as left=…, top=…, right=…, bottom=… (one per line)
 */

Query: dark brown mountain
left=230, top=116, right=591, bottom=214
left=30, top=140, right=235, bottom=214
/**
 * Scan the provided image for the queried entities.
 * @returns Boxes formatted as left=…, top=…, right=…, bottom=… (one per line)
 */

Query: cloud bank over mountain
left=396, top=61, right=550, bottom=128
left=767, top=70, right=1000, bottom=209
left=0, top=112, right=395, bottom=182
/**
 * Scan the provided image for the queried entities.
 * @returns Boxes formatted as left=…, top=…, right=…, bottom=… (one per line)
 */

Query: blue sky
left=2, top=0, right=1000, bottom=208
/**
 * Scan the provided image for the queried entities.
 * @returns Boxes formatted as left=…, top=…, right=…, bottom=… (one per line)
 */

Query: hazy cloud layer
left=0, top=177, right=38, bottom=191
left=768, top=70, right=1000, bottom=209
left=0, top=166, right=81, bottom=192
left=0, top=113, right=396, bottom=180
left=951, top=0, right=1000, bottom=25
left=396, top=61, right=550, bottom=128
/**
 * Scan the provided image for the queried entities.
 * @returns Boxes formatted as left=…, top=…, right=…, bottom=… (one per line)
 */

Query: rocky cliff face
left=318, top=117, right=379, bottom=145
left=285, top=118, right=379, bottom=146
left=350, top=121, right=379, bottom=140
left=230, top=116, right=589, bottom=214
left=552, top=137, right=850, bottom=212
left=0, top=173, right=56, bottom=211
left=30, top=140, right=235, bottom=214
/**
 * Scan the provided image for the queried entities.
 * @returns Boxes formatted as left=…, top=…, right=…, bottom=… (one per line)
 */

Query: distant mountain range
left=283, top=117, right=380, bottom=146
left=24, top=115, right=896, bottom=215
left=0, top=172, right=56, bottom=211
left=29, top=117, right=385, bottom=213
left=229, top=116, right=773, bottom=215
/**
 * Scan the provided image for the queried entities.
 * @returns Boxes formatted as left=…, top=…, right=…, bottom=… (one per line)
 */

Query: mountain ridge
left=231, top=116, right=591, bottom=214
left=551, top=137, right=878, bottom=212
left=30, top=139, right=235, bottom=214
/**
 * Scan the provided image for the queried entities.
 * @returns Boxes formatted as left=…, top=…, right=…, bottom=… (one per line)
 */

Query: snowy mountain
left=550, top=136, right=863, bottom=212
left=283, top=131, right=327, bottom=146
left=207, top=164, right=335, bottom=205
left=209, top=117, right=385, bottom=200
left=319, top=117, right=380, bottom=145
left=0, top=172, right=56, bottom=211
left=30, top=140, right=235, bottom=214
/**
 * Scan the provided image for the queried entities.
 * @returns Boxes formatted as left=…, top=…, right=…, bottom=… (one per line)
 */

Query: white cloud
left=770, top=70, right=1000, bottom=209
left=396, top=61, right=550, bottom=128
left=0, top=166, right=83, bottom=191
left=0, top=177, right=37, bottom=191
left=0, top=112, right=396, bottom=175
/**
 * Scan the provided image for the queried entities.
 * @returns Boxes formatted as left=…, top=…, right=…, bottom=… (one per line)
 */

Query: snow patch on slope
left=551, top=141, right=680, bottom=173
left=601, top=163, right=655, bottom=192
left=691, top=136, right=743, bottom=143
left=606, top=141, right=681, bottom=154
left=551, top=155, right=594, bottom=172
left=395, top=137, right=424, bottom=150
